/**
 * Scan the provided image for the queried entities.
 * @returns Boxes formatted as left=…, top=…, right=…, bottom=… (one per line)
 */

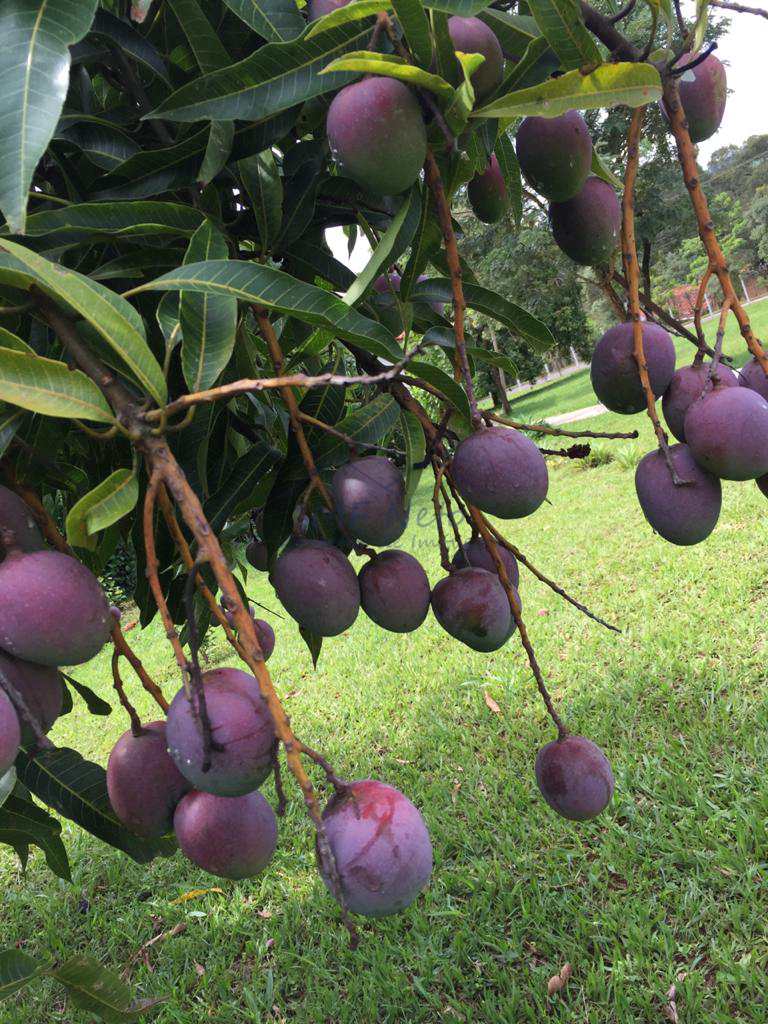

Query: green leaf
left=399, top=408, right=425, bottom=503
left=55, top=123, right=141, bottom=171
left=311, top=393, right=400, bottom=473
left=0, top=768, right=15, bottom=810
left=53, top=956, right=163, bottom=1023
left=14, top=747, right=175, bottom=864
left=474, top=62, right=663, bottom=119
left=180, top=221, right=238, bottom=392
left=527, top=0, right=600, bottom=69
left=494, top=131, right=523, bottom=227
left=61, top=674, right=112, bottom=717
left=15, top=201, right=205, bottom=240
left=306, top=0, right=385, bottom=38
left=0, top=790, right=71, bottom=881
left=225, top=0, right=315, bottom=40
left=148, top=22, right=373, bottom=123
left=423, top=0, right=497, bottom=12
left=408, top=359, right=471, bottom=420
left=494, top=34, right=553, bottom=99
left=0, top=241, right=167, bottom=405
left=167, top=0, right=231, bottom=73
left=321, top=51, right=455, bottom=103
left=591, top=147, right=623, bottom=189
left=298, top=625, right=323, bottom=669
left=344, top=187, right=421, bottom=305
left=0, top=326, right=33, bottom=355
left=0, top=949, right=41, bottom=1000
left=392, top=0, right=432, bottom=66
left=401, top=184, right=442, bottom=299
left=444, top=51, right=484, bottom=134
left=129, top=260, right=404, bottom=361
left=693, top=0, right=708, bottom=52
left=413, top=278, right=556, bottom=350
left=0, top=349, right=113, bottom=423
left=66, top=470, right=139, bottom=550
left=0, top=0, right=99, bottom=233
left=205, top=442, right=283, bottom=532
left=199, top=122, right=235, bottom=186
left=0, top=407, right=24, bottom=458
left=92, top=128, right=211, bottom=199
left=90, top=10, right=170, bottom=84
left=478, top=10, right=539, bottom=60
left=238, top=152, right=283, bottom=257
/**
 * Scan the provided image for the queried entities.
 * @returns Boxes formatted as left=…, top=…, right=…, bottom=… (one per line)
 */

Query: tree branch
left=144, top=342, right=427, bottom=423
left=663, top=76, right=768, bottom=377
left=621, top=106, right=686, bottom=485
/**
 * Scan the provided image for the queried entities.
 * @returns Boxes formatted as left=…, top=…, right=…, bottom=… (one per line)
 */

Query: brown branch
left=663, top=76, right=768, bottom=377
left=466, top=503, right=568, bottom=738
left=580, top=2, right=640, bottom=58
left=34, top=292, right=358, bottom=944
left=111, top=618, right=169, bottom=713
left=599, top=273, right=628, bottom=320
left=431, top=462, right=452, bottom=571
left=477, top=511, right=621, bottom=634
left=143, top=471, right=188, bottom=673
left=485, top=412, right=639, bottom=441
left=256, top=307, right=335, bottom=513
left=155, top=484, right=247, bottom=660
left=298, top=411, right=404, bottom=457
left=145, top=344, right=426, bottom=423
left=692, top=266, right=714, bottom=360
left=440, top=481, right=465, bottom=554
left=423, top=151, right=481, bottom=428
left=708, top=0, right=767, bottom=16
left=622, top=107, right=686, bottom=485
left=602, top=270, right=710, bottom=353
left=111, top=647, right=143, bottom=736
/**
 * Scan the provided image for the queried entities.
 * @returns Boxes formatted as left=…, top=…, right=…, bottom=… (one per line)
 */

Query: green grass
left=4, top=418, right=768, bottom=1022
left=505, top=294, right=768, bottom=423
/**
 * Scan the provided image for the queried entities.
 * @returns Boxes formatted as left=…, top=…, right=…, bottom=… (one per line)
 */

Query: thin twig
left=298, top=412, right=404, bottom=456
left=708, top=0, right=767, bottom=16
left=111, top=618, right=168, bottom=713
left=485, top=412, right=638, bottom=441
left=423, top=151, right=481, bottom=428
left=111, top=647, right=143, bottom=736
left=622, top=106, right=686, bottom=486
left=144, top=342, right=427, bottom=422
left=431, top=462, right=452, bottom=571
left=183, top=560, right=222, bottom=772
left=0, top=662, right=51, bottom=751
left=256, top=307, right=335, bottom=514
left=467, top=504, right=569, bottom=739
left=693, top=266, right=714, bottom=360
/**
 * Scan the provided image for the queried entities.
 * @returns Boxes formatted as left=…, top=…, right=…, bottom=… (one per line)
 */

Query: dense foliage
left=0, top=0, right=764, bottom=1017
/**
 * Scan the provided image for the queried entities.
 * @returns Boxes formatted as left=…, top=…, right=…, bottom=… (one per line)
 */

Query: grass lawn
left=4, top=325, right=768, bottom=1023
left=504, top=294, right=768, bottom=423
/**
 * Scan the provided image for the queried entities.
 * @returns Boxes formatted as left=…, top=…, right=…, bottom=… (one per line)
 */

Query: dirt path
left=546, top=403, right=607, bottom=426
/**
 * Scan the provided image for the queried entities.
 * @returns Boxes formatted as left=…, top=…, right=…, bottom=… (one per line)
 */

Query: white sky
left=326, top=8, right=767, bottom=269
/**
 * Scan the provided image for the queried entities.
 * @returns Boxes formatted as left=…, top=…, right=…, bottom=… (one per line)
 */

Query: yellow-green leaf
left=67, top=470, right=138, bottom=551
left=0, top=241, right=167, bottom=405
left=0, top=349, right=114, bottom=423
left=473, top=62, right=662, bottom=119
